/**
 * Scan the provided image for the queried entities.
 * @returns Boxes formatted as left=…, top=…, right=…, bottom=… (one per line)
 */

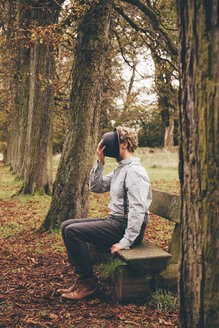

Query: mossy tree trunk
left=5, top=1, right=62, bottom=193
left=42, top=0, right=111, bottom=231
left=5, top=0, right=30, bottom=176
left=152, top=52, right=177, bottom=148
left=178, top=0, right=219, bottom=327
left=21, top=42, right=54, bottom=194
left=17, top=0, right=63, bottom=194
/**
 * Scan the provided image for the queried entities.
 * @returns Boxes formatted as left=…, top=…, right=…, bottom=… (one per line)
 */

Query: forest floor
left=0, top=148, right=180, bottom=328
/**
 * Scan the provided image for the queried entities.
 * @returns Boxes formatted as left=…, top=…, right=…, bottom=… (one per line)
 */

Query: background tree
left=42, top=0, right=111, bottom=230
left=52, top=43, right=74, bottom=154
left=49, top=1, right=179, bottom=149
left=19, top=0, right=64, bottom=194
left=114, top=0, right=179, bottom=147
left=112, top=10, right=155, bottom=129
left=177, top=0, right=219, bottom=326
left=2, top=0, right=64, bottom=194
left=0, top=1, right=12, bottom=162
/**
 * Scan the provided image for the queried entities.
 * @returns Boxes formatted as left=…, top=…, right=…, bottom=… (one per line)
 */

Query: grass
left=150, top=289, right=178, bottom=312
left=96, top=258, right=125, bottom=280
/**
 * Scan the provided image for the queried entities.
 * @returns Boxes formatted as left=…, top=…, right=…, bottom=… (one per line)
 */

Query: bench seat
left=117, top=239, right=172, bottom=274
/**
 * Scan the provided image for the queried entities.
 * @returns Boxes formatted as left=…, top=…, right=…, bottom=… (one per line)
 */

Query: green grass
left=0, top=220, right=25, bottom=238
left=96, top=258, right=125, bottom=280
left=150, top=289, right=178, bottom=312
left=0, top=302, right=14, bottom=313
left=0, top=165, right=22, bottom=198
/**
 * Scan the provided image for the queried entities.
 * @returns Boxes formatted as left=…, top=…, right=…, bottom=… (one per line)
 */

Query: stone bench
left=88, top=188, right=180, bottom=302
left=117, top=239, right=172, bottom=274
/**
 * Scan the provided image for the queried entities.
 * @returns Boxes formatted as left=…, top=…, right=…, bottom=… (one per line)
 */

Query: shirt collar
left=119, top=157, right=140, bottom=166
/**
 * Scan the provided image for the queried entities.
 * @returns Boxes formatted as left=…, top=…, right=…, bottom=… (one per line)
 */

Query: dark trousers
left=61, top=217, right=146, bottom=278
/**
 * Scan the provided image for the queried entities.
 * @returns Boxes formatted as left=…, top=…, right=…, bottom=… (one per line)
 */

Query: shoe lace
left=75, top=278, right=96, bottom=292
left=73, top=278, right=83, bottom=291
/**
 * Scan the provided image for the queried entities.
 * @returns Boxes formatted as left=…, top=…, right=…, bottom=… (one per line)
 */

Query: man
left=58, top=126, right=152, bottom=300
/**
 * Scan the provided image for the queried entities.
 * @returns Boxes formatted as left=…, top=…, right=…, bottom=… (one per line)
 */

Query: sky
left=117, top=50, right=157, bottom=109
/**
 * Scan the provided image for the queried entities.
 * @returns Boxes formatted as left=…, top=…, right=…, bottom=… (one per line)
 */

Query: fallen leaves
left=0, top=164, right=178, bottom=328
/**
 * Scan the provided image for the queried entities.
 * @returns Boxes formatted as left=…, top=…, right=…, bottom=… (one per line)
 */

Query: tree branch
left=113, top=4, right=177, bottom=70
left=120, top=0, right=177, bottom=57
left=113, top=30, right=146, bottom=78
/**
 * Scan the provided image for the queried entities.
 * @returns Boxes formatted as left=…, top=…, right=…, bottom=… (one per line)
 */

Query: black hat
left=101, top=128, right=120, bottom=160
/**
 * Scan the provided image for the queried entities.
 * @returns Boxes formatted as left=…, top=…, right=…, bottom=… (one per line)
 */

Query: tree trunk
left=18, top=0, right=62, bottom=194
left=42, top=0, right=111, bottom=230
left=164, top=119, right=174, bottom=148
left=5, top=1, right=62, bottom=193
left=21, top=42, right=54, bottom=194
left=10, top=35, right=30, bottom=178
left=178, top=0, right=219, bottom=327
left=151, top=53, right=176, bottom=148
left=5, top=0, right=30, bottom=176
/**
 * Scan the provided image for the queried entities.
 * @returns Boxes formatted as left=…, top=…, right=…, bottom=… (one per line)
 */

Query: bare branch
left=113, top=4, right=177, bottom=70
left=113, top=30, right=145, bottom=78
left=120, top=0, right=177, bottom=57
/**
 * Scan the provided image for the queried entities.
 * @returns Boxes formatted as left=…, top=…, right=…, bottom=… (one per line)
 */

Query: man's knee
left=61, top=219, right=75, bottom=235
left=65, top=225, right=77, bottom=241
left=61, top=221, right=67, bottom=235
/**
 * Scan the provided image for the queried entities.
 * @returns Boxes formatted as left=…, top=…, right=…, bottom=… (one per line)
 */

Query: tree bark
left=42, top=0, right=111, bottom=230
left=18, top=0, right=62, bottom=194
left=151, top=52, right=177, bottom=147
left=21, top=42, right=54, bottom=194
left=164, top=119, right=174, bottom=148
left=5, top=0, right=30, bottom=176
left=178, top=0, right=219, bottom=327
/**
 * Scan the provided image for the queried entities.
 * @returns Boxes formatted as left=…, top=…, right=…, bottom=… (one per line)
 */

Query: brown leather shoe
left=57, top=284, right=76, bottom=294
left=57, top=275, right=81, bottom=294
left=61, top=277, right=98, bottom=300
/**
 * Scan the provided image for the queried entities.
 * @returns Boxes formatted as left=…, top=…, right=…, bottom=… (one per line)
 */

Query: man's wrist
left=97, top=160, right=104, bottom=166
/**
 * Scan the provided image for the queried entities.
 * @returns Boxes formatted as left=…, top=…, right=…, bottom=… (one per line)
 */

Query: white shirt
left=89, top=157, right=152, bottom=248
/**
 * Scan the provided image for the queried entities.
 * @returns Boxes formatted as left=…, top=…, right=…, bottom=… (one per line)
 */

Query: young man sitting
left=57, top=126, right=152, bottom=300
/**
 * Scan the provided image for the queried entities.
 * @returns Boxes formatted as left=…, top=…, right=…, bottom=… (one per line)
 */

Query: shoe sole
left=62, top=288, right=99, bottom=300
left=57, top=287, right=74, bottom=294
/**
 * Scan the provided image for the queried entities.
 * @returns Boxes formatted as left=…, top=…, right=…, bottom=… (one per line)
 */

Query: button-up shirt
left=89, top=157, right=152, bottom=249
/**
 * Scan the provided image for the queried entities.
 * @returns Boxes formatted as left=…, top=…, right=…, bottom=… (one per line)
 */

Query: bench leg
left=168, top=223, right=180, bottom=264
left=155, top=263, right=178, bottom=292
left=114, top=265, right=153, bottom=303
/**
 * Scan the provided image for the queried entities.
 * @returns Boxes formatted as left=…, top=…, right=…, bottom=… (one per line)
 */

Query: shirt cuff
left=97, top=160, right=105, bottom=166
left=93, top=161, right=104, bottom=171
left=119, top=237, right=132, bottom=249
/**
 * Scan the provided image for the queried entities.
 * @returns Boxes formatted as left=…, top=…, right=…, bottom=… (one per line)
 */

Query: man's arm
left=118, top=168, right=152, bottom=249
left=89, top=162, right=113, bottom=193
left=89, top=140, right=113, bottom=193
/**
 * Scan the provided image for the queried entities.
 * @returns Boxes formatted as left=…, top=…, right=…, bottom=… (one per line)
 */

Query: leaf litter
left=0, top=164, right=178, bottom=328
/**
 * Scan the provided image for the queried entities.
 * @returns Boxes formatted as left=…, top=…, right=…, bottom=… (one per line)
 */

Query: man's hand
left=110, top=243, right=123, bottom=255
left=97, top=140, right=105, bottom=166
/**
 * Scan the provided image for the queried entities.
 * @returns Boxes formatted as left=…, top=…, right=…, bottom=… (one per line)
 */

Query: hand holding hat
left=97, top=140, right=105, bottom=165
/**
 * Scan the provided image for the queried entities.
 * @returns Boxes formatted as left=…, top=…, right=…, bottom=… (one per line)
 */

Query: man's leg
left=63, top=217, right=127, bottom=278
left=59, top=217, right=127, bottom=300
left=61, top=218, right=103, bottom=276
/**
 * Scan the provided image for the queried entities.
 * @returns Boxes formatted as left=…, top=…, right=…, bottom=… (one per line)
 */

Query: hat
left=101, top=128, right=120, bottom=160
